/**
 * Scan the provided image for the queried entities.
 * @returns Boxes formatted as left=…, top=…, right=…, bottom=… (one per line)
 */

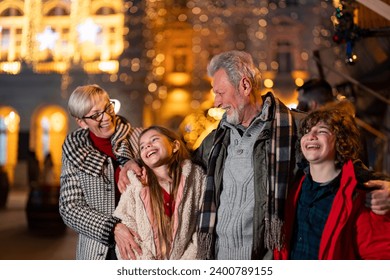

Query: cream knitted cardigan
left=114, top=159, right=206, bottom=260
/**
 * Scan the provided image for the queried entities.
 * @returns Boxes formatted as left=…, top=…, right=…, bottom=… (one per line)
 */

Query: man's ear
left=241, top=77, right=252, bottom=95
left=76, top=118, right=88, bottom=129
left=309, top=100, right=319, bottom=111
left=172, top=140, right=180, bottom=153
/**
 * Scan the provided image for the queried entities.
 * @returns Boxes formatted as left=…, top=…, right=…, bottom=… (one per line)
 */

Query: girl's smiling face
left=300, top=121, right=336, bottom=165
left=139, top=129, right=178, bottom=169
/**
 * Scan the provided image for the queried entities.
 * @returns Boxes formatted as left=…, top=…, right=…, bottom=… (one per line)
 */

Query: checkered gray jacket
left=59, top=116, right=142, bottom=259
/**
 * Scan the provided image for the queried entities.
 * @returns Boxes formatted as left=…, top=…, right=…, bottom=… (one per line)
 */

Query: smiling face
left=300, top=121, right=336, bottom=165
left=77, top=97, right=116, bottom=139
left=212, top=69, right=247, bottom=125
left=139, top=129, right=179, bottom=169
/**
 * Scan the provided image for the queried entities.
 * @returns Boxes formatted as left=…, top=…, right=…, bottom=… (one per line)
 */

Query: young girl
left=114, top=126, right=206, bottom=259
left=275, top=107, right=390, bottom=259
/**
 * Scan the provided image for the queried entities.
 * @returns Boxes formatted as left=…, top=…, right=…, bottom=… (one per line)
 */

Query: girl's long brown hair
left=138, top=126, right=190, bottom=259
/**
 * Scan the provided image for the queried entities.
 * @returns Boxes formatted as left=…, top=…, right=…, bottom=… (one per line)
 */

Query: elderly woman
left=59, top=84, right=142, bottom=260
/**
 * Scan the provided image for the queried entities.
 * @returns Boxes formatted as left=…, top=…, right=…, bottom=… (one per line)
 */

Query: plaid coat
left=59, top=116, right=142, bottom=259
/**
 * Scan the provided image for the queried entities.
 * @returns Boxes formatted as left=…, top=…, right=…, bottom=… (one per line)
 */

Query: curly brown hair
left=299, top=107, right=361, bottom=168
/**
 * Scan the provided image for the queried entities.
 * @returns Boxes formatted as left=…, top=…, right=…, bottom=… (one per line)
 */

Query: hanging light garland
left=331, top=0, right=362, bottom=65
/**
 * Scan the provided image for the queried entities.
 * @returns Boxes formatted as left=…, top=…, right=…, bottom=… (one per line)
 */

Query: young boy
left=275, top=107, right=390, bottom=259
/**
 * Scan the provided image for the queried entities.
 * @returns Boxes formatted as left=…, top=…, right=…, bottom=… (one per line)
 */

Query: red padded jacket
left=274, top=160, right=390, bottom=260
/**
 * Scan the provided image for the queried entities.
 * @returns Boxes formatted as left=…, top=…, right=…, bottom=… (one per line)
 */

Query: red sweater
left=89, top=131, right=121, bottom=205
left=275, top=160, right=390, bottom=259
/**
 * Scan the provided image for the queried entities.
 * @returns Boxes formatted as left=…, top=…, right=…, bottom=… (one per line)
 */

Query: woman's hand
left=114, top=223, right=142, bottom=260
left=118, top=160, right=142, bottom=193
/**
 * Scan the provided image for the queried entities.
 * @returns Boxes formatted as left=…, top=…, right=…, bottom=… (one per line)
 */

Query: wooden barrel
left=0, top=169, right=9, bottom=208
left=25, top=184, right=66, bottom=235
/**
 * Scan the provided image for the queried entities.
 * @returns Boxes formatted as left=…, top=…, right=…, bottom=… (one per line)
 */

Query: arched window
left=95, top=7, right=116, bottom=15
left=30, top=106, right=68, bottom=185
left=0, top=106, right=20, bottom=186
left=46, top=6, right=70, bottom=16
left=0, top=7, right=23, bottom=17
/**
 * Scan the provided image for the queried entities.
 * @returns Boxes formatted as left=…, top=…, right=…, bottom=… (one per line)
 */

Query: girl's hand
left=138, top=167, right=148, bottom=186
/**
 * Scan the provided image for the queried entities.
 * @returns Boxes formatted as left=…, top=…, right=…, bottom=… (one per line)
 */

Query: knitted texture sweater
left=215, top=119, right=265, bottom=259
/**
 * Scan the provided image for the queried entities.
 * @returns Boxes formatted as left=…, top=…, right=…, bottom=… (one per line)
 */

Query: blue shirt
left=290, top=172, right=341, bottom=259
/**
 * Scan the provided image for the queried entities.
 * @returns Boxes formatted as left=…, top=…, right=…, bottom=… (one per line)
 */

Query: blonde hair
left=68, top=84, right=110, bottom=118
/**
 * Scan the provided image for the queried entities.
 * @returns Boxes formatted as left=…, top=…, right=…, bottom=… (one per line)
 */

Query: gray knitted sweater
left=215, top=118, right=266, bottom=259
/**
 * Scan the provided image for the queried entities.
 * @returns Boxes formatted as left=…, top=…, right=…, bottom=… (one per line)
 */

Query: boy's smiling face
left=300, top=121, right=336, bottom=165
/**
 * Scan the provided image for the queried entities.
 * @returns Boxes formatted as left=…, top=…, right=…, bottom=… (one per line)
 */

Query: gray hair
left=207, top=50, right=262, bottom=92
left=68, top=84, right=110, bottom=118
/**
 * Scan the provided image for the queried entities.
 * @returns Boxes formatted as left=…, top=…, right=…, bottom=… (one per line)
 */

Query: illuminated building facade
left=0, top=0, right=388, bottom=187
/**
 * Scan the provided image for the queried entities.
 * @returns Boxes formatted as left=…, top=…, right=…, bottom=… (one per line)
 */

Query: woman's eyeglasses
left=82, top=101, right=115, bottom=122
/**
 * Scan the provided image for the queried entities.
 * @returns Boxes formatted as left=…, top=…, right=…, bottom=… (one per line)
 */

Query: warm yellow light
left=83, top=61, right=119, bottom=74
left=148, top=83, right=158, bottom=92
left=131, top=63, right=140, bottom=72
left=98, top=61, right=119, bottom=74
left=264, top=79, right=274, bottom=88
left=270, top=61, right=279, bottom=70
left=301, top=52, right=309, bottom=61
left=34, top=62, right=69, bottom=74
left=190, top=100, right=200, bottom=109
left=192, top=7, right=201, bottom=15
left=295, top=78, right=304, bottom=87
left=155, top=66, right=165, bottom=76
left=208, top=108, right=225, bottom=120
left=155, top=53, right=165, bottom=63
left=178, top=14, right=187, bottom=22
left=152, top=100, right=162, bottom=110
left=144, top=95, right=154, bottom=105
left=166, top=73, right=191, bottom=86
left=0, top=62, right=21, bottom=75
left=258, top=19, right=267, bottom=27
left=291, top=70, right=309, bottom=80
left=50, top=112, right=66, bottom=132
left=287, top=102, right=298, bottom=109
left=168, top=89, right=189, bottom=103
left=4, top=111, right=20, bottom=133
left=158, top=89, right=168, bottom=99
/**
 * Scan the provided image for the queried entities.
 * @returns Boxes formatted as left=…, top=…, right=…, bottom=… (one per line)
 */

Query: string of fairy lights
left=120, top=0, right=335, bottom=148
left=0, top=0, right=352, bottom=148
left=331, top=0, right=362, bottom=65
